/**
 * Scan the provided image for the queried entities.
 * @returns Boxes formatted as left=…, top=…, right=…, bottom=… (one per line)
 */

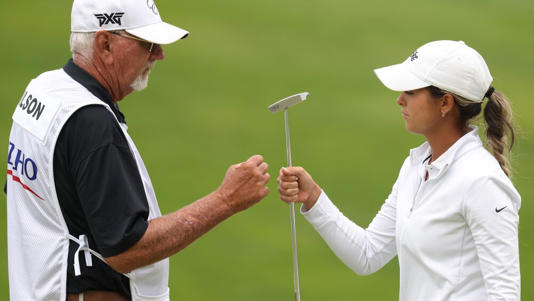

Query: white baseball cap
left=71, top=0, right=189, bottom=45
left=374, top=40, right=493, bottom=102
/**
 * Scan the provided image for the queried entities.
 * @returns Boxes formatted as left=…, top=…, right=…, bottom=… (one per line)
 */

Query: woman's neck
left=425, top=124, right=468, bottom=164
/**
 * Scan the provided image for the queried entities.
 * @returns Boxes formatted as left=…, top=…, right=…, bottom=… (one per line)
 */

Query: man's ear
left=441, top=93, right=455, bottom=115
left=93, top=30, right=114, bottom=65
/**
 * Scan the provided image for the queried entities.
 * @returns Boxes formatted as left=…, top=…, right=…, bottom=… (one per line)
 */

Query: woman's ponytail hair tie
left=485, top=86, right=495, bottom=100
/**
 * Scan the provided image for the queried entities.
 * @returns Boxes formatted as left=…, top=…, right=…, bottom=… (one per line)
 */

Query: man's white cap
left=71, top=0, right=189, bottom=45
left=374, top=40, right=493, bottom=102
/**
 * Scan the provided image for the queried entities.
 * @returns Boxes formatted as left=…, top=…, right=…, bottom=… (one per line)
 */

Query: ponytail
left=428, top=86, right=516, bottom=177
left=483, top=89, right=515, bottom=177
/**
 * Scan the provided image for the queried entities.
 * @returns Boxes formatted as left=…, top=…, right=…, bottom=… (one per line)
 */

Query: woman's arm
left=463, top=176, right=521, bottom=300
left=278, top=167, right=398, bottom=275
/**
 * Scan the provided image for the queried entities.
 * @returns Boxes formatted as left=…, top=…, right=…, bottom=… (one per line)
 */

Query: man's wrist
left=211, top=189, right=235, bottom=216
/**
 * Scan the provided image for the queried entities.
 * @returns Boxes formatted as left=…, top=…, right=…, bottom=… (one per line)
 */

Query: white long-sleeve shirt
left=302, top=127, right=521, bottom=300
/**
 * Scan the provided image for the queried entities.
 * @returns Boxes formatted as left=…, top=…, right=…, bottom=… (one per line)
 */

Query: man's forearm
left=106, top=155, right=270, bottom=273
left=106, top=190, right=233, bottom=273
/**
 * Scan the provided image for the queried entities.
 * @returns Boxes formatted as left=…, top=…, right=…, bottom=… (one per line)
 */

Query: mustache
left=146, top=61, right=155, bottom=71
left=143, top=61, right=156, bottom=76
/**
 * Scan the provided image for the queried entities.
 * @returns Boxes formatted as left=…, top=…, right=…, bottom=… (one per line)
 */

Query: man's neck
left=73, top=54, right=121, bottom=103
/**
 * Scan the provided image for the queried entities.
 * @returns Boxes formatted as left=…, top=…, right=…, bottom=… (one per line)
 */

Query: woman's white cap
left=71, top=0, right=189, bottom=45
left=374, top=40, right=493, bottom=102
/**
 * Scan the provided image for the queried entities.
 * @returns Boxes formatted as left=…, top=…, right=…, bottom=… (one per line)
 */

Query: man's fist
left=217, top=155, right=270, bottom=213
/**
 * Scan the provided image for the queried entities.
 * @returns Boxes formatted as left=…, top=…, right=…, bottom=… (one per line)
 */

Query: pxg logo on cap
left=94, top=13, right=125, bottom=27
left=71, top=0, right=189, bottom=45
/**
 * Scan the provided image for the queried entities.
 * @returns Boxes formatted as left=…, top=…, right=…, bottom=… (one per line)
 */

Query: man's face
left=110, top=32, right=164, bottom=98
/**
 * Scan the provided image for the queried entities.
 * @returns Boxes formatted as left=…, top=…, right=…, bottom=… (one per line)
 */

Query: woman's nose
left=396, top=94, right=404, bottom=106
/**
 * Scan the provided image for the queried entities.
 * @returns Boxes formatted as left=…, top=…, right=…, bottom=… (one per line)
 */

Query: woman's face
left=397, top=88, right=442, bottom=135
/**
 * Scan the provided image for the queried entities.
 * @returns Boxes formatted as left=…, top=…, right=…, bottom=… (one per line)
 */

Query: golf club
left=269, top=91, right=309, bottom=301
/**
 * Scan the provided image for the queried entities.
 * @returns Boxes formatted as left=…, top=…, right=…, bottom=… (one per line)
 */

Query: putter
left=269, top=91, right=309, bottom=301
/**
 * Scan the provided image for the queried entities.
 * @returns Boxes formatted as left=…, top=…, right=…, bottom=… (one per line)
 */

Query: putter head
left=268, top=92, right=309, bottom=113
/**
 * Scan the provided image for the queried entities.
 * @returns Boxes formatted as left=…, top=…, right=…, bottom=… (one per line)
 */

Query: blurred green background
left=1, top=0, right=532, bottom=299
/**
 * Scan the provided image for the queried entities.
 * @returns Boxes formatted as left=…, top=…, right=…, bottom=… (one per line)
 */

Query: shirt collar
left=410, top=126, right=483, bottom=180
left=62, top=59, right=126, bottom=123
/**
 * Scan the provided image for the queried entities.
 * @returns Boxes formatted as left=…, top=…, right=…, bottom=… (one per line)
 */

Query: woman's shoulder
left=455, top=145, right=504, bottom=178
left=454, top=146, right=520, bottom=206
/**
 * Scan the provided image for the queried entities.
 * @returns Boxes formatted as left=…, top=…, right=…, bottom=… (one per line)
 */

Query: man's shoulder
left=61, top=105, right=127, bottom=150
left=23, top=67, right=103, bottom=111
left=71, top=105, right=116, bottom=123
left=68, top=105, right=122, bottom=135
left=30, top=68, right=69, bottom=88
left=30, top=67, right=99, bottom=102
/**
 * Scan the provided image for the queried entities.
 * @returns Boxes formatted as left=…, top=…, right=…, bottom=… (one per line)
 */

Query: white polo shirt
left=303, top=127, right=520, bottom=300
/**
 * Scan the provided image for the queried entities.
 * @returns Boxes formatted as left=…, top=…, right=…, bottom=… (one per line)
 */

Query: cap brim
left=127, top=22, right=189, bottom=45
left=374, top=63, right=429, bottom=92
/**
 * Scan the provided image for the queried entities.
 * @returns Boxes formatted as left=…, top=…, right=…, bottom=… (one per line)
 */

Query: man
left=6, top=0, right=270, bottom=300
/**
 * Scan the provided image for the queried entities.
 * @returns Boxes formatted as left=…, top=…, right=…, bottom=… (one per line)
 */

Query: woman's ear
left=441, top=93, right=455, bottom=115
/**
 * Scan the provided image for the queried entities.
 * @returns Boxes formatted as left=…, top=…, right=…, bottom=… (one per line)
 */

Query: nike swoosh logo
left=495, top=206, right=507, bottom=213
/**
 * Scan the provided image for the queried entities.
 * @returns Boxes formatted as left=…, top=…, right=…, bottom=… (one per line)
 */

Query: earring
left=441, top=111, right=446, bottom=118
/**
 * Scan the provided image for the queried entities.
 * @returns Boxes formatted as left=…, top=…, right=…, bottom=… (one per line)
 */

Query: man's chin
left=130, top=79, right=148, bottom=91
left=130, top=73, right=149, bottom=91
left=130, top=64, right=154, bottom=91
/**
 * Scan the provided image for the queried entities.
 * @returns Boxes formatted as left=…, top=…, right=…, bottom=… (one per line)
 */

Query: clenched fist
left=217, top=155, right=270, bottom=213
left=277, top=166, right=322, bottom=210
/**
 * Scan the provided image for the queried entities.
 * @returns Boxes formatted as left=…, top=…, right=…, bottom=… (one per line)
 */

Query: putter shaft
left=285, top=108, right=301, bottom=301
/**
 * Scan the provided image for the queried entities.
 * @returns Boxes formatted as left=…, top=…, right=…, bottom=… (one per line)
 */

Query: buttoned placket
left=410, top=156, right=452, bottom=216
left=409, top=156, right=433, bottom=215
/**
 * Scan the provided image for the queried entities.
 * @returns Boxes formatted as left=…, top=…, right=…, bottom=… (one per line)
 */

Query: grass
left=1, top=0, right=533, bottom=299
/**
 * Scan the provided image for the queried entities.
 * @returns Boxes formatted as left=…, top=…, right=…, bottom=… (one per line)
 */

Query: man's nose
left=150, top=45, right=165, bottom=61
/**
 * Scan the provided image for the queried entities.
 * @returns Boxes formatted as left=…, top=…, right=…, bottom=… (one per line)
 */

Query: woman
left=277, top=40, right=520, bottom=300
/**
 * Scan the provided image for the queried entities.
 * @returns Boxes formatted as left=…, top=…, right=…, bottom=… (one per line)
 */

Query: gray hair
left=70, top=32, right=95, bottom=60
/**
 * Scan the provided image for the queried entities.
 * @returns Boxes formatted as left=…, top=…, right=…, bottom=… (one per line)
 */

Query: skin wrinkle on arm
left=106, top=155, right=270, bottom=273
left=107, top=191, right=232, bottom=273
left=62, top=108, right=267, bottom=268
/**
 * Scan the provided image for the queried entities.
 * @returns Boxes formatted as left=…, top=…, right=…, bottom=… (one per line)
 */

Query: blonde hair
left=428, top=86, right=515, bottom=177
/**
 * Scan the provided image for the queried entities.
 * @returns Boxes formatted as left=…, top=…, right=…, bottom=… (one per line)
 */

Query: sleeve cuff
left=99, top=218, right=149, bottom=257
left=301, top=190, right=342, bottom=229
